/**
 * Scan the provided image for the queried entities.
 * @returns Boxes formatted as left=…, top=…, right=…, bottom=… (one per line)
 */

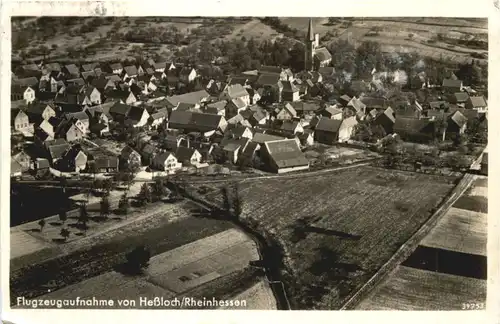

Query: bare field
left=420, top=207, right=487, bottom=256
left=206, top=165, right=457, bottom=309
left=226, top=19, right=281, bottom=41
left=220, top=280, right=278, bottom=310
left=356, top=265, right=486, bottom=310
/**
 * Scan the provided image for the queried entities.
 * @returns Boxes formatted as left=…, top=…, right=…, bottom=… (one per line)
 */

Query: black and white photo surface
left=8, top=16, right=489, bottom=311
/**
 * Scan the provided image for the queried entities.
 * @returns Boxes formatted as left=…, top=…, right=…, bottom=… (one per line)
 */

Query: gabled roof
left=452, top=92, right=469, bottom=103
left=225, top=84, right=249, bottom=99
left=280, top=120, right=301, bottom=132
left=376, top=106, right=396, bottom=123
left=442, top=79, right=462, bottom=88
left=150, top=108, right=168, bottom=120
left=121, top=145, right=140, bottom=159
left=153, top=151, right=176, bottom=165
left=283, top=103, right=297, bottom=118
left=281, top=81, right=299, bottom=92
left=123, top=65, right=138, bottom=76
left=393, top=117, right=435, bottom=134
left=318, top=66, right=335, bottom=77
left=109, top=102, right=132, bottom=116
left=252, top=132, right=286, bottom=144
left=314, top=47, right=332, bottom=62
left=65, top=111, right=89, bottom=121
left=448, top=110, right=468, bottom=128
left=315, top=117, right=342, bottom=133
left=65, top=64, right=80, bottom=76
left=228, top=97, right=247, bottom=110
left=166, top=90, right=210, bottom=106
left=13, top=77, right=39, bottom=87
left=47, top=141, right=70, bottom=160
left=256, top=73, right=281, bottom=86
left=66, top=78, right=85, bottom=86
left=207, top=100, right=227, bottom=111
left=468, top=96, right=487, bottom=108
left=259, top=66, right=282, bottom=74
left=175, top=146, right=198, bottom=162
left=324, top=106, right=343, bottom=116
left=127, top=106, right=147, bottom=122
left=227, top=76, right=249, bottom=86
left=44, top=62, right=62, bottom=72
left=264, top=139, right=309, bottom=169
left=110, top=62, right=123, bottom=71
left=21, top=63, right=40, bottom=72
left=106, top=74, right=122, bottom=82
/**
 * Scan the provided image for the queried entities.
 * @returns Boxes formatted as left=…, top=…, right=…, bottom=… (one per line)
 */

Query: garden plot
left=356, top=266, right=486, bottom=310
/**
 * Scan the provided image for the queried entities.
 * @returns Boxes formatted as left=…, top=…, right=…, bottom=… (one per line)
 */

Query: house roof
left=150, top=108, right=168, bottom=120
left=81, top=70, right=96, bottom=81
left=252, top=132, right=286, bottom=144
left=127, top=106, right=147, bottom=122
left=175, top=146, right=198, bottom=162
left=65, top=111, right=89, bottom=121
left=47, top=141, right=70, bottom=160
left=289, top=101, right=320, bottom=113
left=324, top=106, right=343, bottom=116
left=22, top=63, right=40, bottom=71
left=264, top=139, right=309, bottom=169
left=45, top=62, right=62, bottom=72
left=342, top=116, right=358, bottom=128
left=11, top=158, right=23, bottom=174
left=94, top=156, right=119, bottom=169
left=106, top=74, right=122, bottom=82
left=318, top=66, right=335, bottom=77
left=229, top=97, right=247, bottom=110
left=65, top=64, right=80, bottom=76
left=109, top=102, right=132, bottom=116
left=452, top=92, right=469, bottom=103
left=124, top=65, right=138, bottom=76
left=13, top=77, right=39, bottom=87
left=153, top=152, right=176, bottom=165
left=314, top=47, right=332, bottom=62
left=227, top=125, right=250, bottom=138
left=167, top=90, right=210, bottom=106
left=206, top=100, right=227, bottom=111
left=121, top=145, right=140, bottom=159
left=67, top=78, right=85, bottom=86
left=394, top=117, right=434, bottom=134
left=280, top=120, right=301, bottom=132
left=110, top=63, right=123, bottom=71
left=442, top=79, right=462, bottom=88
left=259, top=66, right=282, bottom=74
left=256, top=73, right=281, bottom=86
left=228, top=76, right=248, bottom=86
left=225, top=84, right=249, bottom=99
left=378, top=107, right=396, bottom=123
left=449, top=110, right=468, bottom=128
left=315, top=117, right=342, bottom=133
left=468, top=96, right=487, bottom=108
left=283, top=103, right=298, bottom=118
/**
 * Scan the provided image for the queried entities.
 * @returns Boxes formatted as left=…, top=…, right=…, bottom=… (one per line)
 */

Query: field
left=356, top=266, right=487, bottom=310
left=280, top=17, right=488, bottom=64
left=21, top=229, right=261, bottom=309
left=205, top=165, right=457, bottom=309
left=420, top=207, right=487, bottom=256
left=354, top=175, right=487, bottom=310
left=225, top=19, right=282, bottom=41
left=220, top=280, right=278, bottom=310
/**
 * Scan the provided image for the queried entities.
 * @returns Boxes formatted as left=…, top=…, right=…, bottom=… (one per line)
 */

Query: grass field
left=420, top=207, right=487, bottom=256
left=356, top=265, right=486, bottom=310
left=22, top=229, right=260, bottom=309
left=205, top=165, right=457, bottom=309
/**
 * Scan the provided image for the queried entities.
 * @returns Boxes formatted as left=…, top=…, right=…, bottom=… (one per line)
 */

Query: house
left=12, top=110, right=30, bottom=132
left=63, top=64, right=80, bottom=78
left=34, top=158, right=50, bottom=176
left=139, top=143, right=157, bottom=164
left=179, top=67, right=197, bottom=83
left=314, top=117, right=342, bottom=145
left=166, top=90, right=211, bottom=107
left=61, top=146, right=87, bottom=172
left=225, top=98, right=247, bottom=119
left=249, top=108, right=268, bottom=127
left=318, top=66, right=335, bottom=79
left=45, top=139, right=71, bottom=164
left=260, top=139, right=309, bottom=173
left=26, top=104, right=57, bottom=123
left=175, top=147, right=202, bottom=165
left=11, top=158, right=23, bottom=178
left=323, top=106, right=343, bottom=120
left=252, top=132, right=286, bottom=145
left=280, top=120, right=304, bottom=135
left=89, top=122, right=109, bottom=137
left=246, top=87, right=261, bottom=105
left=313, top=48, right=332, bottom=69
left=109, top=102, right=132, bottom=121
left=13, top=151, right=32, bottom=171
left=149, top=108, right=168, bottom=129
left=126, top=106, right=150, bottom=128
left=298, top=130, right=314, bottom=147
left=255, top=74, right=283, bottom=102
left=34, top=127, right=55, bottom=144
left=11, top=85, right=36, bottom=104
left=393, top=117, right=436, bottom=143
left=226, top=125, right=253, bottom=140
left=446, top=110, right=468, bottom=137
left=346, top=97, right=367, bottom=119
left=168, top=111, right=227, bottom=135
left=289, top=101, right=321, bottom=116
left=81, top=70, right=97, bottom=82
left=110, top=62, right=124, bottom=75
left=442, top=79, right=463, bottom=93
left=44, top=62, right=62, bottom=73
left=56, top=118, right=86, bottom=142
left=373, top=107, right=396, bottom=135
left=205, top=100, right=227, bottom=116
left=91, top=156, right=119, bottom=173
left=82, top=86, right=102, bottom=105
left=448, top=92, right=469, bottom=105
left=122, top=65, right=138, bottom=79
left=281, top=81, right=300, bottom=102
left=152, top=152, right=182, bottom=172
left=65, top=111, right=90, bottom=133
left=465, top=96, right=487, bottom=113
left=39, top=117, right=59, bottom=138
left=220, top=84, right=250, bottom=106
left=277, top=103, right=298, bottom=120
left=221, top=138, right=249, bottom=164
left=81, top=63, right=98, bottom=72
left=338, top=117, right=358, bottom=142
left=120, top=146, right=142, bottom=171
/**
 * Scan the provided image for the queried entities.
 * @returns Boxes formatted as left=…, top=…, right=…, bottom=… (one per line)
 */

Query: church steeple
left=307, top=18, right=314, bottom=42
left=305, top=18, right=315, bottom=71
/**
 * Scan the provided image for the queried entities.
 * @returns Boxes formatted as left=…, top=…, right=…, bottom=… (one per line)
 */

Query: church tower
left=304, top=18, right=315, bottom=71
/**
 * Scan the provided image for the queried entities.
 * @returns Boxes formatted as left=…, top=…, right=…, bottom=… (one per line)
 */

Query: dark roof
left=318, top=66, right=335, bottom=77
left=66, top=111, right=89, bottom=121
left=394, top=117, right=435, bottom=135
left=281, top=81, right=299, bottom=92
left=124, top=65, right=138, bottom=76
left=259, top=66, right=282, bottom=74
left=442, top=79, right=462, bottom=88
left=315, top=117, right=342, bottom=133
left=13, top=77, right=39, bottom=87
left=81, top=71, right=96, bottom=81
left=44, top=62, right=62, bottom=72
left=225, top=84, right=249, bottom=99
left=280, top=120, right=301, bottom=132
left=360, top=96, right=386, bottom=109
left=429, top=101, right=448, bottom=110
left=256, top=73, right=281, bottom=86
left=66, top=78, right=85, bottom=86
left=65, top=64, right=80, bottom=76
left=175, top=146, right=197, bottom=161
left=109, top=102, right=132, bottom=116
left=264, top=139, right=309, bottom=169
left=252, top=132, right=286, bottom=144
left=167, top=90, right=210, bottom=106
left=94, top=156, right=119, bottom=169
left=227, top=76, right=248, bottom=86
left=449, top=110, right=468, bottom=128
left=110, top=63, right=123, bottom=71
left=120, top=145, right=140, bottom=158
left=47, top=141, right=71, bottom=160
left=452, top=92, right=469, bottom=103
left=127, top=106, right=146, bottom=122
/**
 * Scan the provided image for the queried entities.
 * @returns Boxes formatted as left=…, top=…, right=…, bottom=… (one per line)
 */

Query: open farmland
left=205, top=165, right=457, bottom=309
left=356, top=266, right=487, bottom=310
left=226, top=19, right=282, bottom=41
left=21, top=229, right=261, bottom=309
left=220, top=280, right=278, bottom=310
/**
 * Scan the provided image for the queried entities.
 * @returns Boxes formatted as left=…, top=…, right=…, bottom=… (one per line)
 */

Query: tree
left=152, top=178, right=168, bottom=201
left=102, top=178, right=113, bottom=196
left=434, top=116, right=448, bottom=141
left=60, top=228, right=70, bottom=242
left=59, top=210, right=67, bottom=225
left=221, top=186, right=231, bottom=216
left=137, top=183, right=152, bottom=206
left=124, top=245, right=151, bottom=274
left=118, top=193, right=130, bottom=216
left=78, top=203, right=89, bottom=232
left=38, top=218, right=46, bottom=232
left=408, top=33, right=414, bottom=40
left=100, top=195, right=111, bottom=219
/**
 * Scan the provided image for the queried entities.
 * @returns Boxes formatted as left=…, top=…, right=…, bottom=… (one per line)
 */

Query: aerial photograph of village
left=9, top=16, right=488, bottom=310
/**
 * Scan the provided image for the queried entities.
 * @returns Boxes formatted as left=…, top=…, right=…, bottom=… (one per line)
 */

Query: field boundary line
left=340, top=173, right=474, bottom=310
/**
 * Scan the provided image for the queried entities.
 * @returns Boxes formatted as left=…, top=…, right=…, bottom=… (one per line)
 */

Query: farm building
left=442, top=79, right=463, bottom=93
left=314, top=117, right=342, bottom=145
left=373, top=107, right=396, bottom=135
left=152, top=152, right=182, bottom=172
left=260, top=138, right=309, bottom=173
left=465, top=96, right=487, bottom=113
left=393, top=117, right=436, bottom=143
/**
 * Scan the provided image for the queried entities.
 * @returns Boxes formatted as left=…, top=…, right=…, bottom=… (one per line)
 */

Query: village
left=9, top=17, right=489, bottom=311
